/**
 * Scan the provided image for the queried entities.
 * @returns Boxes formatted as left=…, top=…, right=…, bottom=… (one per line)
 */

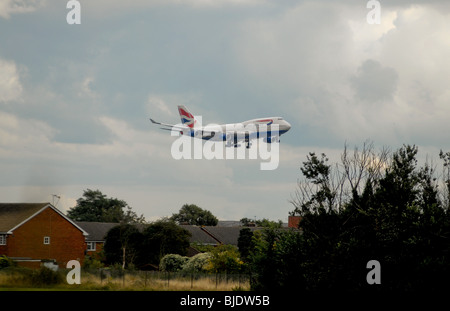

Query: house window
left=44, top=236, right=50, bottom=245
left=87, top=242, right=96, bottom=251
left=0, top=235, right=6, bottom=245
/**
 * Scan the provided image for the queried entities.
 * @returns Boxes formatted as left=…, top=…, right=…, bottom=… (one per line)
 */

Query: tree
left=103, top=224, right=143, bottom=269
left=67, top=189, right=145, bottom=224
left=250, top=143, right=450, bottom=291
left=237, top=228, right=254, bottom=262
left=240, top=217, right=283, bottom=228
left=206, top=244, right=243, bottom=274
left=140, top=219, right=191, bottom=265
left=170, top=204, right=218, bottom=226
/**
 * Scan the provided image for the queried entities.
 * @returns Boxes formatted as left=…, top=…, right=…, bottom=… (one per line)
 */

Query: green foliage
left=250, top=228, right=304, bottom=291
left=103, top=224, right=143, bottom=268
left=0, top=255, right=15, bottom=269
left=159, top=254, right=189, bottom=272
left=206, top=245, right=243, bottom=274
left=240, top=218, right=283, bottom=228
left=103, top=220, right=191, bottom=269
left=251, top=144, right=450, bottom=291
left=183, top=252, right=211, bottom=273
left=67, top=189, right=145, bottom=223
left=83, top=256, right=105, bottom=269
left=30, top=267, right=64, bottom=286
left=237, top=228, right=254, bottom=262
left=140, top=219, right=192, bottom=265
left=171, top=204, right=218, bottom=226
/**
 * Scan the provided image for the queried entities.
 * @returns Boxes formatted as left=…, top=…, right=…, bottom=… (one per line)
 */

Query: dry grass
left=0, top=268, right=250, bottom=291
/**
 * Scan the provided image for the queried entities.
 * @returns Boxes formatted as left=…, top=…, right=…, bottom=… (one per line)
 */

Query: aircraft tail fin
left=178, top=105, right=197, bottom=128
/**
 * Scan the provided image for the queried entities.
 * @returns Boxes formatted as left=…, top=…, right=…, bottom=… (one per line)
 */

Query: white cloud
left=0, top=111, right=55, bottom=156
left=0, top=0, right=46, bottom=19
left=147, top=96, right=174, bottom=117
left=82, top=0, right=268, bottom=20
left=235, top=3, right=450, bottom=147
left=0, top=58, right=23, bottom=102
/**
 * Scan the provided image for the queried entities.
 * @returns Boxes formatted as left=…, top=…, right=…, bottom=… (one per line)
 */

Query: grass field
left=0, top=267, right=250, bottom=291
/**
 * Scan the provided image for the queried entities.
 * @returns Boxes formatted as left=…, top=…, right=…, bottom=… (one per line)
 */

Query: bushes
left=183, top=253, right=211, bottom=273
left=0, top=255, right=15, bottom=269
left=249, top=144, right=450, bottom=291
left=159, top=254, right=188, bottom=272
left=159, top=252, right=213, bottom=274
left=0, top=266, right=64, bottom=287
left=30, top=267, right=64, bottom=286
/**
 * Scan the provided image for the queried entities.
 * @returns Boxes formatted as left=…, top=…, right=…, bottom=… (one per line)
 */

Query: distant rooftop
left=75, top=221, right=119, bottom=241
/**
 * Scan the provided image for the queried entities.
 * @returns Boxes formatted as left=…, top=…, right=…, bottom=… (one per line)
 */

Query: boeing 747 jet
left=150, top=105, right=291, bottom=149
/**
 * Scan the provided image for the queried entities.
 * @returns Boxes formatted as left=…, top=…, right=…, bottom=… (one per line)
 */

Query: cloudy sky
left=1, top=0, right=450, bottom=222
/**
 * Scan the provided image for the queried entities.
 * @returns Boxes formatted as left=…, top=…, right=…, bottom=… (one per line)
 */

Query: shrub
left=30, top=267, right=64, bottom=286
left=206, top=245, right=244, bottom=274
left=83, top=256, right=104, bottom=269
left=183, top=252, right=211, bottom=273
left=159, top=254, right=188, bottom=272
left=0, top=255, right=15, bottom=269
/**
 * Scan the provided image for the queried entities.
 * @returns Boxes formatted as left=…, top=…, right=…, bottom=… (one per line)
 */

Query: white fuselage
left=184, top=117, right=291, bottom=144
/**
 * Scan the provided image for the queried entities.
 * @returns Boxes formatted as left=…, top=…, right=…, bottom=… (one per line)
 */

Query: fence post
left=144, top=271, right=147, bottom=289
left=215, top=273, right=218, bottom=289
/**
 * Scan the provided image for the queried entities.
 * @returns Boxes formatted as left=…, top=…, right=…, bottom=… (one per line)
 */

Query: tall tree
left=170, top=204, right=218, bottom=226
left=140, top=219, right=191, bottom=265
left=103, top=224, right=143, bottom=268
left=237, top=227, right=254, bottom=262
left=250, top=144, right=450, bottom=291
left=67, top=189, right=145, bottom=224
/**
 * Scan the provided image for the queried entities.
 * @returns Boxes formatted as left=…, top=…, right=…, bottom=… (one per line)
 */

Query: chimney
left=288, top=216, right=302, bottom=229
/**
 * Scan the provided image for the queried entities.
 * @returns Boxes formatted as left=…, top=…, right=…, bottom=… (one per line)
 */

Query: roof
left=180, top=225, right=262, bottom=246
left=180, top=225, right=219, bottom=245
left=76, top=221, right=119, bottom=241
left=0, top=203, right=48, bottom=233
left=0, top=203, right=88, bottom=236
left=201, top=226, right=250, bottom=246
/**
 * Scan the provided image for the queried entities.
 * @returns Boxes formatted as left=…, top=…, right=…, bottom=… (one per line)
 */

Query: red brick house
left=288, top=215, right=302, bottom=228
left=75, top=221, right=118, bottom=260
left=0, top=203, right=88, bottom=268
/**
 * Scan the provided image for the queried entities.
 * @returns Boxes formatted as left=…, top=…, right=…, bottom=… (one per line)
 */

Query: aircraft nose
left=285, top=121, right=291, bottom=131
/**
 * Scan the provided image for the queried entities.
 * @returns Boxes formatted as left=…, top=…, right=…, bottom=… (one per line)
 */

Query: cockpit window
left=278, top=117, right=284, bottom=120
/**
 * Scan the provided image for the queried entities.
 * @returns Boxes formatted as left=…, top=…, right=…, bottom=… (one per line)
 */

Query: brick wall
left=5, top=207, right=86, bottom=267
left=288, top=216, right=302, bottom=228
left=86, top=242, right=105, bottom=261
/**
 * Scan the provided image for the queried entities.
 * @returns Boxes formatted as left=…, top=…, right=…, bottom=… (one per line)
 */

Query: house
left=75, top=221, right=118, bottom=260
left=0, top=203, right=88, bottom=268
left=288, top=216, right=302, bottom=228
left=181, top=225, right=261, bottom=248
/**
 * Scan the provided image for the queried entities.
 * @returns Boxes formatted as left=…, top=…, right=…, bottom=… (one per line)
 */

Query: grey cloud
left=351, top=59, right=398, bottom=103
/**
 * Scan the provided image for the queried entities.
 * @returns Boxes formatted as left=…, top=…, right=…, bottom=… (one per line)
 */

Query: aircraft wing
left=149, top=118, right=190, bottom=131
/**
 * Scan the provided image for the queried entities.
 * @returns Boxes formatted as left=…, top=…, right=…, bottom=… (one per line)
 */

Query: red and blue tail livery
left=178, top=105, right=196, bottom=128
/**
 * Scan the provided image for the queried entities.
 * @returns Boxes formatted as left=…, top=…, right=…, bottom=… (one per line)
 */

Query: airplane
left=150, top=105, right=291, bottom=148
